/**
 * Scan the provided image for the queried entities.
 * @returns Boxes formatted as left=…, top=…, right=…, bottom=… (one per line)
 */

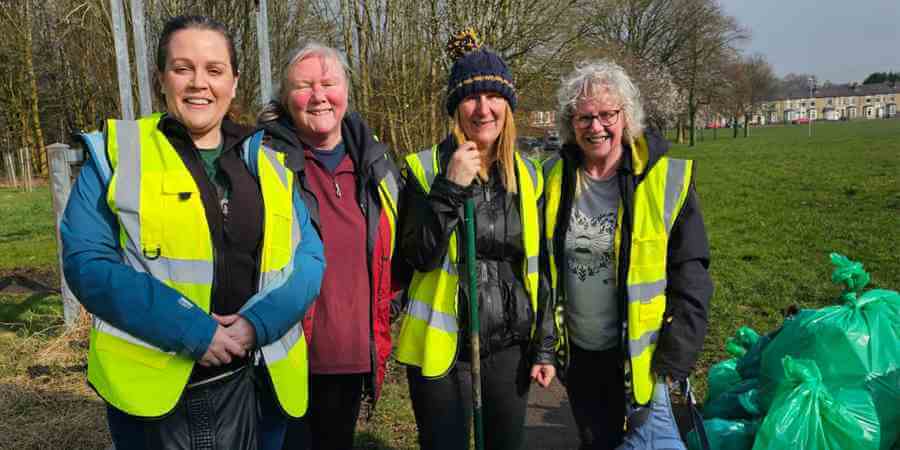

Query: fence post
left=19, top=147, right=34, bottom=192
left=3, top=151, right=18, bottom=188
left=47, top=143, right=82, bottom=327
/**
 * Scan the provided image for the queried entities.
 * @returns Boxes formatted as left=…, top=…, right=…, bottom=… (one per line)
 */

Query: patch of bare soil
left=0, top=267, right=59, bottom=295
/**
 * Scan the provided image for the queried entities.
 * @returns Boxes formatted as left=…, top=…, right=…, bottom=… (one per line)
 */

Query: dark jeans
left=564, top=344, right=626, bottom=450
left=106, top=366, right=286, bottom=450
left=282, top=373, right=365, bottom=450
left=406, top=345, right=531, bottom=450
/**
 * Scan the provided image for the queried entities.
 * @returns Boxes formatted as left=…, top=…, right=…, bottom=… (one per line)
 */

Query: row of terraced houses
left=753, top=81, right=899, bottom=124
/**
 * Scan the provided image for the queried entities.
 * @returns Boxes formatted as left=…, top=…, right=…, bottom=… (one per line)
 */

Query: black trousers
left=281, top=373, right=365, bottom=450
left=564, top=344, right=626, bottom=450
left=406, top=345, right=531, bottom=450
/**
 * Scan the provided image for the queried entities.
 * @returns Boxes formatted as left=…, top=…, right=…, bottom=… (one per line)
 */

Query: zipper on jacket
left=334, top=179, right=343, bottom=198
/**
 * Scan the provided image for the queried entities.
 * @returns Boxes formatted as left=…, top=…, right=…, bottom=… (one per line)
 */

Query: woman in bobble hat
left=395, top=29, right=557, bottom=450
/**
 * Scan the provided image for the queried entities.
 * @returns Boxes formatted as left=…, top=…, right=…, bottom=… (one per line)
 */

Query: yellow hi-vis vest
left=86, top=113, right=308, bottom=418
left=543, top=137, right=693, bottom=405
left=395, top=146, right=543, bottom=378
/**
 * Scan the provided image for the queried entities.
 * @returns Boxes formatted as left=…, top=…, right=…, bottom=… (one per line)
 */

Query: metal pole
left=129, top=0, right=152, bottom=117
left=47, top=143, right=82, bottom=327
left=110, top=0, right=134, bottom=119
left=256, top=0, right=273, bottom=105
left=464, top=199, right=485, bottom=450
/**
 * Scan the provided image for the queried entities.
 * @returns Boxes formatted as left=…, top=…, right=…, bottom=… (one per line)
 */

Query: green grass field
left=0, top=119, right=897, bottom=449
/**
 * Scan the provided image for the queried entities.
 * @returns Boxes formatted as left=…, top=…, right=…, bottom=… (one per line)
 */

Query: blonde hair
left=452, top=102, right=518, bottom=194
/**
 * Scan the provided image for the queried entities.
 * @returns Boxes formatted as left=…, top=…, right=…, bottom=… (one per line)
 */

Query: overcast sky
left=717, top=0, right=900, bottom=84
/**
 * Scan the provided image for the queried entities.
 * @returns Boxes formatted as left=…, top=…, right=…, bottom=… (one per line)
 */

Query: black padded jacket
left=398, top=135, right=556, bottom=365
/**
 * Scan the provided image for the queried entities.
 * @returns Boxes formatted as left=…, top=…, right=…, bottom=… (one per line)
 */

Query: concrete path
left=524, top=379, right=580, bottom=449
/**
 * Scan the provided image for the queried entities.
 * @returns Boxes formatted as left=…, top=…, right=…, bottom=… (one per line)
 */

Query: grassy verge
left=0, top=119, right=897, bottom=448
left=0, top=187, right=58, bottom=273
left=669, top=119, right=899, bottom=396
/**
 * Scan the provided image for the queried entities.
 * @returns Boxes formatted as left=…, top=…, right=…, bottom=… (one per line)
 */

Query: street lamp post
left=808, top=76, right=817, bottom=137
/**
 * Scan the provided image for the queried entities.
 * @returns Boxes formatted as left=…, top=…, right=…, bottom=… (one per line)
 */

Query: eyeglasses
left=574, top=110, right=621, bottom=128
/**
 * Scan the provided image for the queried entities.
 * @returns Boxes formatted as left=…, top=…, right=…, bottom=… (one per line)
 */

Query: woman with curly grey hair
left=543, top=60, right=713, bottom=449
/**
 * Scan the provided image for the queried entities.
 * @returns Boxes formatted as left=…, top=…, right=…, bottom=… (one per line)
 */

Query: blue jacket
left=61, top=131, right=325, bottom=361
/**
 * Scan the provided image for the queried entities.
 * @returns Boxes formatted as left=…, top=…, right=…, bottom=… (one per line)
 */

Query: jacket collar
left=157, top=113, right=257, bottom=154
left=260, top=111, right=389, bottom=176
left=559, top=128, right=669, bottom=178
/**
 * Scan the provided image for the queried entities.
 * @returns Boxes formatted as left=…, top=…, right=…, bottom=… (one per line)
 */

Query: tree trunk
left=24, top=0, right=47, bottom=175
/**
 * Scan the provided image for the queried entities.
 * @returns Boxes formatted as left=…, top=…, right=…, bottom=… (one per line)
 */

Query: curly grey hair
left=258, top=41, right=351, bottom=122
left=556, top=59, right=645, bottom=145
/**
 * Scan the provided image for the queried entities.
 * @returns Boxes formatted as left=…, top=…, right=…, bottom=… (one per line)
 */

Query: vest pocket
left=629, top=235, right=668, bottom=328
left=160, top=175, right=210, bottom=259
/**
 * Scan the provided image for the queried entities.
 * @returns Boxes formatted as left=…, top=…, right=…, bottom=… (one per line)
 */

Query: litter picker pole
left=464, top=198, right=485, bottom=450
left=453, top=126, right=485, bottom=450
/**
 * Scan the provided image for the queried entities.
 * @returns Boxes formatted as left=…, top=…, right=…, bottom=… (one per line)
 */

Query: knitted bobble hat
left=445, top=28, right=517, bottom=115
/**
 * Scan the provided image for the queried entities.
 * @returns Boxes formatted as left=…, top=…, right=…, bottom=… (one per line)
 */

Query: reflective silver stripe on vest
left=542, top=156, right=561, bottom=178
left=406, top=298, right=458, bottom=333
left=93, top=316, right=173, bottom=354
left=122, top=252, right=214, bottom=285
left=381, top=170, right=400, bottom=216
left=441, top=256, right=458, bottom=276
left=527, top=255, right=539, bottom=275
left=261, top=323, right=302, bottom=364
left=627, top=279, right=667, bottom=304
left=664, top=159, right=687, bottom=230
left=629, top=328, right=660, bottom=357
left=419, top=148, right=437, bottom=186
left=113, top=120, right=144, bottom=267
left=263, top=148, right=288, bottom=189
left=520, top=157, right=538, bottom=191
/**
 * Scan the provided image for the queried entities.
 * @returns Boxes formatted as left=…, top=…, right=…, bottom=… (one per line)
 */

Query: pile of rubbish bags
left=688, top=253, right=900, bottom=450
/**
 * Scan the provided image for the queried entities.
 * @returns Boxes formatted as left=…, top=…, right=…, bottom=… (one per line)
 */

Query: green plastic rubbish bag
left=736, top=330, right=776, bottom=380
left=752, top=357, right=880, bottom=450
left=726, top=327, right=760, bottom=358
left=867, top=370, right=900, bottom=450
left=703, top=378, right=762, bottom=420
left=757, top=254, right=900, bottom=410
left=686, top=419, right=759, bottom=450
left=707, top=327, right=761, bottom=403
left=706, top=359, right=741, bottom=403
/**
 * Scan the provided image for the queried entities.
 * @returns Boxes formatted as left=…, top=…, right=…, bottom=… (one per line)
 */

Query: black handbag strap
left=685, top=379, right=711, bottom=450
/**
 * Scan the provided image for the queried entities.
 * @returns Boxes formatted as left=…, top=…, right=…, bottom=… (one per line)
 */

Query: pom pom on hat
left=445, top=28, right=517, bottom=115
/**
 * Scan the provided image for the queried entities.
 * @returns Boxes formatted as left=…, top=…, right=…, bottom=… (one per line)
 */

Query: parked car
left=543, top=134, right=561, bottom=152
left=516, top=136, right=542, bottom=153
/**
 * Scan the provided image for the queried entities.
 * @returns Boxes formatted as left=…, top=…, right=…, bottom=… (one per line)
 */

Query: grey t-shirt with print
left=564, top=172, right=620, bottom=351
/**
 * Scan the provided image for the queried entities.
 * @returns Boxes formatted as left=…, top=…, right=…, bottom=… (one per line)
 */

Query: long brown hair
left=451, top=102, right=518, bottom=194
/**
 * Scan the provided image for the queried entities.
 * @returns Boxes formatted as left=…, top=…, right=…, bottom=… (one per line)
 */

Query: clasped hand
left=198, top=313, right=257, bottom=367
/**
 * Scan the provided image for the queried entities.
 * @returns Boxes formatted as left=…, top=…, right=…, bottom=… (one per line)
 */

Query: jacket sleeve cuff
left=242, top=310, right=268, bottom=348
left=180, top=313, right=217, bottom=360
left=430, top=174, right=472, bottom=207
